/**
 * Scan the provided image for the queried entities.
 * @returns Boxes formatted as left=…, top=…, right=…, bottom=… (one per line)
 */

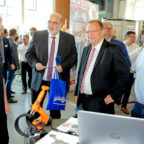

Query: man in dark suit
left=26, top=13, right=77, bottom=119
left=74, top=20, right=129, bottom=114
left=103, top=22, right=131, bottom=114
left=3, top=36, right=15, bottom=81
left=0, top=24, right=11, bottom=144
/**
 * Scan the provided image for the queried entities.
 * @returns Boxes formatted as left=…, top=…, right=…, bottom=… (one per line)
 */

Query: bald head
left=50, top=12, right=63, bottom=24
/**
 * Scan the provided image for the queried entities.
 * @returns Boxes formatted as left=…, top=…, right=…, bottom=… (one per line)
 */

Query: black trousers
left=31, top=80, right=61, bottom=119
left=0, top=114, right=9, bottom=144
left=21, top=61, right=32, bottom=91
left=121, top=73, right=134, bottom=108
left=80, top=93, right=115, bottom=114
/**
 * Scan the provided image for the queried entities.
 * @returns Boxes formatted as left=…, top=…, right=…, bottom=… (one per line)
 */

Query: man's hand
left=36, top=63, right=45, bottom=71
left=10, top=64, right=15, bottom=70
left=5, top=102, right=11, bottom=114
left=17, top=69, right=21, bottom=73
left=55, top=65, right=63, bottom=72
left=74, top=96, right=77, bottom=104
left=3, top=79, right=11, bottom=115
left=104, top=94, right=114, bottom=105
left=131, top=70, right=136, bottom=74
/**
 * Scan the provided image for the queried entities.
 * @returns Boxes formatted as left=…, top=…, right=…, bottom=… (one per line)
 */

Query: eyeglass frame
left=86, top=29, right=102, bottom=34
left=48, top=20, right=59, bottom=26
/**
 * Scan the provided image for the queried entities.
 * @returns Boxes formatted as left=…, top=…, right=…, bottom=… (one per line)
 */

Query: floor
left=7, top=75, right=136, bottom=144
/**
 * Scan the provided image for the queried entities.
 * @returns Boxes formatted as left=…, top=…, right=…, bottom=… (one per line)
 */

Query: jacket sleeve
left=110, top=46, right=130, bottom=103
left=61, top=35, right=77, bottom=71
left=25, top=33, right=41, bottom=69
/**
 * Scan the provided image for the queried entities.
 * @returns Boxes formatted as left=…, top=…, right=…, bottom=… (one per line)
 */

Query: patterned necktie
left=80, top=47, right=96, bottom=94
left=47, top=37, right=56, bottom=81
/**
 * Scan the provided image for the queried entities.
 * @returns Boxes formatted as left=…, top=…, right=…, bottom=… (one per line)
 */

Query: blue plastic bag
left=46, top=70, right=67, bottom=110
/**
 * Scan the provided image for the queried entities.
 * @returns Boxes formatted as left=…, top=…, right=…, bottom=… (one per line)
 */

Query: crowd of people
left=0, top=12, right=144, bottom=143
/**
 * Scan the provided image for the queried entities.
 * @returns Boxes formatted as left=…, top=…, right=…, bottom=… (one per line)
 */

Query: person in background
left=18, top=34, right=32, bottom=94
left=6, top=29, right=20, bottom=103
left=1, top=29, right=15, bottom=82
left=74, top=20, right=129, bottom=114
left=29, top=27, right=37, bottom=37
left=131, top=49, right=144, bottom=118
left=123, top=31, right=142, bottom=114
left=26, top=13, right=77, bottom=119
left=0, top=15, right=11, bottom=144
left=103, top=22, right=131, bottom=114
left=3, top=28, right=9, bottom=38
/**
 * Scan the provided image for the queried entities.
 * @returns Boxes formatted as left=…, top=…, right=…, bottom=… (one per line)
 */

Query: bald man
left=26, top=13, right=77, bottom=119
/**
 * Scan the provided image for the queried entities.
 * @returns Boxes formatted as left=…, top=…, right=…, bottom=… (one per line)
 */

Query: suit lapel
left=94, top=39, right=107, bottom=68
left=43, top=30, right=48, bottom=65
left=57, top=31, right=65, bottom=57
left=82, top=45, right=92, bottom=71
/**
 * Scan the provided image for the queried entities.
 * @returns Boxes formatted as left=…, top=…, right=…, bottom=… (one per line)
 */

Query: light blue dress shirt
left=134, top=49, right=144, bottom=105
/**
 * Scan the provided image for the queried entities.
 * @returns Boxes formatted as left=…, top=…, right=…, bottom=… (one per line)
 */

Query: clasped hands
left=36, top=62, right=63, bottom=72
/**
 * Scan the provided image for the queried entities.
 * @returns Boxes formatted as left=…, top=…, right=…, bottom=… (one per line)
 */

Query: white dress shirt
left=124, top=42, right=142, bottom=71
left=18, top=43, right=29, bottom=61
left=83, top=38, right=104, bottom=95
left=134, top=49, right=144, bottom=105
left=43, top=32, right=60, bottom=81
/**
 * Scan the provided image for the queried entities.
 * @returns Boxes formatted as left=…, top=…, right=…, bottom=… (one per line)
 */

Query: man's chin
left=49, top=31, right=58, bottom=36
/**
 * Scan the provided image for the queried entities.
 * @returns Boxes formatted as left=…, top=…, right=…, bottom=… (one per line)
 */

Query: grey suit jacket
left=26, top=30, right=77, bottom=91
left=8, top=38, right=20, bottom=70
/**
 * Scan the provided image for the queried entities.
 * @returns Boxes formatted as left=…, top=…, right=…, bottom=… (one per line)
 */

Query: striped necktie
left=80, top=47, right=96, bottom=94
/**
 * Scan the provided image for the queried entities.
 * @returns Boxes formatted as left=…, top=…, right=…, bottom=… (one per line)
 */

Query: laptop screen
left=78, top=111, right=144, bottom=144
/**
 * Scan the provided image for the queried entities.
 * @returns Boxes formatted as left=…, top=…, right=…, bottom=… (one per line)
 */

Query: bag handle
left=53, top=56, right=62, bottom=80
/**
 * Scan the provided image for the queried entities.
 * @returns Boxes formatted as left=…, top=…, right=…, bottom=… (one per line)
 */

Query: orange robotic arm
left=31, top=86, right=50, bottom=130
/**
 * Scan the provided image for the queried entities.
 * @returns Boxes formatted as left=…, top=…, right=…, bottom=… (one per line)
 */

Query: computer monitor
left=78, top=111, right=144, bottom=144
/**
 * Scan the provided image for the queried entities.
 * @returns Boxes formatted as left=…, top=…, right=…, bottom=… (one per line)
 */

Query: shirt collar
left=92, top=38, right=104, bottom=52
left=48, top=30, right=60, bottom=39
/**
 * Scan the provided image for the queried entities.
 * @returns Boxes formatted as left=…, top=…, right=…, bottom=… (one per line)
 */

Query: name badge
left=4, top=44, right=8, bottom=47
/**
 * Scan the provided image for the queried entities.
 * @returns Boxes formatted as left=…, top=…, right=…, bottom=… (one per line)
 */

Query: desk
left=36, top=118, right=79, bottom=144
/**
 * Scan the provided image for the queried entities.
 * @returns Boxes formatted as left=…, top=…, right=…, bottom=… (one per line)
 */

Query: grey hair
left=103, top=21, right=113, bottom=29
left=51, top=12, right=63, bottom=23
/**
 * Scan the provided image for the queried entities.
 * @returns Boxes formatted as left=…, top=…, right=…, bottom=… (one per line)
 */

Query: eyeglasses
left=103, top=28, right=112, bottom=30
left=128, top=36, right=136, bottom=39
left=48, top=20, right=59, bottom=25
left=86, top=29, right=102, bottom=34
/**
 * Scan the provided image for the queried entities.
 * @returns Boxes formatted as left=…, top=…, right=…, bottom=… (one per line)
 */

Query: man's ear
left=110, top=28, right=114, bottom=36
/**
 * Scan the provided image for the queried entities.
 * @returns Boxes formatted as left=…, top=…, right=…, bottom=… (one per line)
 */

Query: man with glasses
left=123, top=31, right=142, bottom=114
left=74, top=20, right=129, bottom=114
left=26, top=12, right=77, bottom=119
left=103, top=22, right=131, bottom=114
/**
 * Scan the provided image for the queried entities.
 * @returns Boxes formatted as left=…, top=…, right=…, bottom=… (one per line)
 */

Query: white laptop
left=78, top=111, right=144, bottom=144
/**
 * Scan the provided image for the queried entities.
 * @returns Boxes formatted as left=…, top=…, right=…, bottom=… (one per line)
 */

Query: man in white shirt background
left=18, top=34, right=32, bottom=94
left=122, top=31, right=142, bottom=114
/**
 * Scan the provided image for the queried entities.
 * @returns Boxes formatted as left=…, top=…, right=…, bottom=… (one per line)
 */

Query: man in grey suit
left=6, top=29, right=20, bottom=103
left=26, top=13, right=77, bottom=119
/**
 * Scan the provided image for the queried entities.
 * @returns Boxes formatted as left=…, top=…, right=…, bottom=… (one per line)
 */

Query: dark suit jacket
left=26, top=30, right=77, bottom=91
left=110, top=38, right=131, bottom=67
left=3, top=38, right=13, bottom=66
left=8, top=38, right=20, bottom=70
left=75, top=39, right=130, bottom=106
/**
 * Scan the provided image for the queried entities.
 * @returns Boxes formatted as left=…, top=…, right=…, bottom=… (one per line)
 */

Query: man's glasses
left=86, top=29, right=102, bottom=34
left=48, top=20, right=59, bottom=25
left=128, top=36, right=135, bottom=39
left=103, top=28, right=112, bottom=30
